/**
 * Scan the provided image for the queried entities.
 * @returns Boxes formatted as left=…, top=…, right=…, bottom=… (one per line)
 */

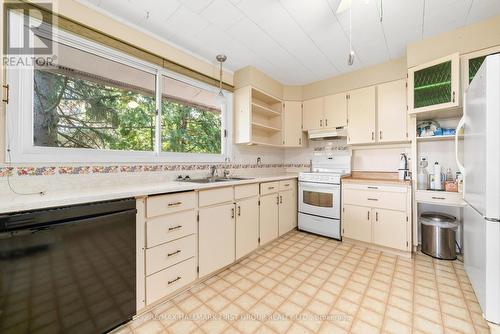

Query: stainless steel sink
left=178, top=177, right=253, bottom=184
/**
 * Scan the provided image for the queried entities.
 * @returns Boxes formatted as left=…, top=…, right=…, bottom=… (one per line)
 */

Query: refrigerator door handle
left=455, top=114, right=466, bottom=177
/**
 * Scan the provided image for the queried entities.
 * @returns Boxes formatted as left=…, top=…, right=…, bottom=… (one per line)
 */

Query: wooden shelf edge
left=252, top=102, right=281, bottom=117
left=252, top=122, right=281, bottom=132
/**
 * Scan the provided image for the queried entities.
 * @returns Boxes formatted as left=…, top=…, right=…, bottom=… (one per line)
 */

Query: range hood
left=308, top=127, right=347, bottom=140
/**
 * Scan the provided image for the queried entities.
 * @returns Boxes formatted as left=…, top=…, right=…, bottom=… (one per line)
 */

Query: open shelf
left=252, top=122, right=281, bottom=132
left=252, top=102, right=281, bottom=117
left=416, top=134, right=463, bottom=142
left=248, top=141, right=283, bottom=148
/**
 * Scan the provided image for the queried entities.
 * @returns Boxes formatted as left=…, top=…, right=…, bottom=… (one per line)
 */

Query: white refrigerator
left=458, top=53, right=500, bottom=324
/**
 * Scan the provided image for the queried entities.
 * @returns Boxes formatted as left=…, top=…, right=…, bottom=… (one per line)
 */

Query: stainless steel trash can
left=420, top=212, right=458, bottom=260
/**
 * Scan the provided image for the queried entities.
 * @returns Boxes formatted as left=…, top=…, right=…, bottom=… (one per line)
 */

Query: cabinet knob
left=320, top=119, right=323, bottom=127
left=371, top=132, right=374, bottom=140
left=325, top=119, right=328, bottom=127
left=379, top=131, right=382, bottom=140
left=367, top=211, right=370, bottom=220
left=238, top=205, right=241, bottom=216
left=231, top=207, right=235, bottom=218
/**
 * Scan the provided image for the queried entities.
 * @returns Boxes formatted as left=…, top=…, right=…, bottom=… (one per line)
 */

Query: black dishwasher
left=0, top=198, right=137, bottom=334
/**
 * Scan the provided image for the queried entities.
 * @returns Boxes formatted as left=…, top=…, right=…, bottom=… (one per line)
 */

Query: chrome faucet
left=210, top=165, right=217, bottom=178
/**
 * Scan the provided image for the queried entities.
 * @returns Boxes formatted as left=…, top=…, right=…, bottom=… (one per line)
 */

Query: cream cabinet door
left=236, top=197, right=259, bottom=259
left=199, top=203, right=236, bottom=277
left=377, top=79, right=408, bottom=142
left=259, top=194, right=279, bottom=245
left=347, top=86, right=376, bottom=145
left=342, top=204, right=372, bottom=243
left=372, top=209, right=407, bottom=251
left=324, top=93, right=348, bottom=129
left=302, top=97, right=324, bottom=131
left=278, top=190, right=295, bottom=236
left=283, top=101, right=303, bottom=147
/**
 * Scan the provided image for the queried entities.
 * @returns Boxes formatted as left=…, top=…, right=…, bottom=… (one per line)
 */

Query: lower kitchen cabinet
left=198, top=203, right=236, bottom=277
left=343, top=204, right=372, bottom=243
left=279, top=189, right=295, bottom=236
left=236, top=197, right=259, bottom=259
left=259, top=193, right=279, bottom=245
left=372, top=208, right=407, bottom=251
left=341, top=182, right=411, bottom=254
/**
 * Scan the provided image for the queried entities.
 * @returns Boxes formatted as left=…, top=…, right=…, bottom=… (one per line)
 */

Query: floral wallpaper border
left=0, top=163, right=309, bottom=177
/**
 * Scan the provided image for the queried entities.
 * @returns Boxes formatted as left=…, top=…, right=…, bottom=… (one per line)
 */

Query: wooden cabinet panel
left=260, top=181, right=279, bottom=195
left=302, top=97, right=324, bottom=131
left=199, top=203, right=235, bottom=277
left=235, top=183, right=259, bottom=200
left=343, top=188, right=407, bottom=211
left=146, top=210, right=197, bottom=248
left=259, top=194, right=279, bottom=245
left=372, top=209, right=407, bottom=251
left=324, top=93, right=348, bottom=128
left=146, top=257, right=196, bottom=305
left=145, top=234, right=196, bottom=276
left=236, top=197, right=259, bottom=259
left=347, top=86, right=376, bottom=145
left=377, top=79, right=408, bottom=142
left=283, top=101, right=303, bottom=147
left=342, top=204, right=372, bottom=243
left=279, top=190, right=295, bottom=236
left=199, top=187, right=233, bottom=207
left=147, top=191, right=196, bottom=218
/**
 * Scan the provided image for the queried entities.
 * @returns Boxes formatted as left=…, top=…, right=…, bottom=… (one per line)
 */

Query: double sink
left=178, top=176, right=253, bottom=184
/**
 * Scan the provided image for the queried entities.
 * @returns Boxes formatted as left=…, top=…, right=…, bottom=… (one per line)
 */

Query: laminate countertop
left=0, top=174, right=298, bottom=214
left=342, top=171, right=412, bottom=186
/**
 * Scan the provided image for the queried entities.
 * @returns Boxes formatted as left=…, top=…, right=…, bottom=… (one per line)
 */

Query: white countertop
left=0, top=174, right=298, bottom=214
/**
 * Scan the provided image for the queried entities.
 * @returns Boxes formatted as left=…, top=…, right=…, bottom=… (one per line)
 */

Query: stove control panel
left=299, top=173, right=342, bottom=184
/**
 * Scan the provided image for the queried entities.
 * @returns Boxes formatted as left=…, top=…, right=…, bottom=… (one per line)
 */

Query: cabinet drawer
left=343, top=188, right=406, bottom=211
left=260, top=181, right=279, bottom=195
left=279, top=179, right=296, bottom=191
left=146, top=234, right=196, bottom=276
left=146, top=257, right=197, bottom=305
left=415, top=190, right=464, bottom=206
left=199, top=187, right=233, bottom=207
left=235, top=183, right=259, bottom=200
left=147, top=192, right=196, bottom=218
left=146, top=210, right=197, bottom=248
left=343, top=183, right=407, bottom=193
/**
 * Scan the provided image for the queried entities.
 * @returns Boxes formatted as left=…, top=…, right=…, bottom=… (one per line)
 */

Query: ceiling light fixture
left=347, top=4, right=355, bottom=66
left=215, top=54, right=227, bottom=107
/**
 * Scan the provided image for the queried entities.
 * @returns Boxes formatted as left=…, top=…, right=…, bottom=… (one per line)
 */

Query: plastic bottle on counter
left=457, top=172, right=464, bottom=193
left=433, top=162, right=442, bottom=190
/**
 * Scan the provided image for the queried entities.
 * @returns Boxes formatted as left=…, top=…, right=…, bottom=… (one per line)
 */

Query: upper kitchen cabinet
left=234, top=86, right=283, bottom=147
left=282, top=101, right=304, bottom=147
left=302, top=93, right=348, bottom=131
left=302, top=97, right=324, bottom=131
left=377, top=79, right=409, bottom=143
left=324, top=93, right=348, bottom=129
left=408, top=53, right=460, bottom=119
left=461, top=45, right=500, bottom=91
left=347, top=86, right=376, bottom=145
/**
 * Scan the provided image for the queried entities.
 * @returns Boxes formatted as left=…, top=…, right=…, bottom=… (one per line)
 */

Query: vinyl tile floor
left=113, top=230, right=491, bottom=334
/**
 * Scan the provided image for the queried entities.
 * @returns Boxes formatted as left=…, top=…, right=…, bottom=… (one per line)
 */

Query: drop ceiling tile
left=164, top=6, right=211, bottom=39
left=139, top=0, right=181, bottom=19
left=201, top=0, right=244, bottom=30
left=423, top=0, right=472, bottom=38
left=380, top=0, right=423, bottom=58
left=467, top=0, right=500, bottom=24
left=179, top=0, right=215, bottom=13
left=97, top=0, right=143, bottom=25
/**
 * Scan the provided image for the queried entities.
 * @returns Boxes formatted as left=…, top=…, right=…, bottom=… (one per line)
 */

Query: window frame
left=6, top=11, right=231, bottom=163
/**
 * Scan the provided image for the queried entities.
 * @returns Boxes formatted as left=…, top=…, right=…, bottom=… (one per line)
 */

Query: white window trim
left=5, top=12, right=231, bottom=164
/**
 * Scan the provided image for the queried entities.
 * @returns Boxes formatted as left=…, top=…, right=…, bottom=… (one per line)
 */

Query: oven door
left=299, top=181, right=340, bottom=219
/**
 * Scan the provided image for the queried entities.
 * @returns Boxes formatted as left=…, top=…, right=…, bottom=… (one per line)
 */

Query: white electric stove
left=298, top=148, right=351, bottom=239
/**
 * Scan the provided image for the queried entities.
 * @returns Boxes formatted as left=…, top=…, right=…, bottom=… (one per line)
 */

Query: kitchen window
left=6, top=11, right=230, bottom=163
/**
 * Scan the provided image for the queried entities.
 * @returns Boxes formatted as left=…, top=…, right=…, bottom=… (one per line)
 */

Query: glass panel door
left=413, top=60, right=452, bottom=109
left=303, top=190, right=333, bottom=208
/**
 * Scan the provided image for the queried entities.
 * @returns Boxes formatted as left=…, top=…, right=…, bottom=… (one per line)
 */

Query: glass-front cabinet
left=408, top=53, right=460, bottom=116
left=461, top=45, right=500, bottom=91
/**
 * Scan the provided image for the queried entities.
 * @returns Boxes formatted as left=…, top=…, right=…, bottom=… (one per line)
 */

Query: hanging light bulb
left=347, top=4, right=355, bottom=66
left=215, top=54, right=227, bottom=107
